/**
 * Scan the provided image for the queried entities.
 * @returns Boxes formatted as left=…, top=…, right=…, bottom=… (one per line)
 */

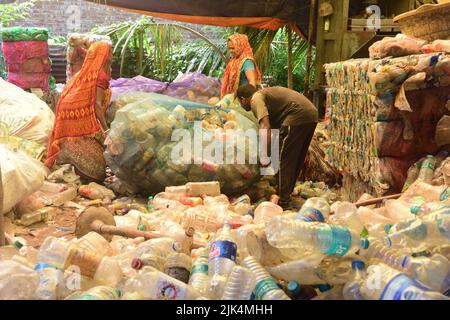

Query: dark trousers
left=277, top=123, right=317, bottom=207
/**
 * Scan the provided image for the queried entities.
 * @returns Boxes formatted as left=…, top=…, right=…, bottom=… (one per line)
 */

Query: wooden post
left=304, top=0, right=317, bottom=97
left=287, top=26, right=293, bottom=89
left=0, top=161, right=4, bottom=246
left=138, top=30, right=144, bottom=75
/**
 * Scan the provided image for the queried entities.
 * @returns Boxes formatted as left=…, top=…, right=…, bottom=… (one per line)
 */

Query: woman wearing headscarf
left=45, top=41, right=113, bottom=182
left=221, top=33, right=262, bottom=98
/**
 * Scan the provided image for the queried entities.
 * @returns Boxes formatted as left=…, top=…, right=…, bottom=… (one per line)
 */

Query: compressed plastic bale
left=0, top=27, right=48, bottom=42
left=110, top=76, right=169, bottom=102
left=368, top=34, right=425, bottom=59
left=1, top=41, right=49, bottom=65
left=163, top=72, right=220, bottom=104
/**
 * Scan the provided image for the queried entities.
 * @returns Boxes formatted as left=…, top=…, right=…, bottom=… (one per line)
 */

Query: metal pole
left=304, top=0, right=316, bottom=97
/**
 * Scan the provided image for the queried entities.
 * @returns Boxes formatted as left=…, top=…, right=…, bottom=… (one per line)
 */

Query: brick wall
left=11, top=0, right=143, bottom=36
left=11, top=0, right=221, bottom=39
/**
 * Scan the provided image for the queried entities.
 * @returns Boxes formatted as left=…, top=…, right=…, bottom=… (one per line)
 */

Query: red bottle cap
left=131, top=258, right=143, bottom=270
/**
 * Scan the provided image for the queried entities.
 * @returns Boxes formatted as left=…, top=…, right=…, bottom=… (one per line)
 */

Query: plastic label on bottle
left=420, top=161, right=435, bottom=170
left=395, top=220, right=428, bottom=241
left=209, top=240, right=237, bottom=262
left=191, top=264, right=208, bottom=275
left=64, top=247, right=102, bottom=279
left=297, top=207, right=325, bottom=222
left=319, top=225, right=352, bottom=257
left=156, top=278, right=187, bottom=300
left=253, top=278, right=280, bottom=300
left=380, top=274, right=431, bottom=300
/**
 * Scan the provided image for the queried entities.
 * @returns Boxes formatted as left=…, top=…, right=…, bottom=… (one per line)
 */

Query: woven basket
left=394, top=3, right=450, bottom=41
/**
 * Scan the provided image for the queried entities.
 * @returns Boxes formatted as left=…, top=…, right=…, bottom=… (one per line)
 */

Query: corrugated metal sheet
left=49, top=44, right=67, bottom=84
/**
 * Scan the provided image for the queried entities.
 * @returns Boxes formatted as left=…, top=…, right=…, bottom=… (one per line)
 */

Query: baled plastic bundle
left=163, top=72, right=221, bottom=104
left=110, top=76, right=169, bottom=102
left=368, top=34, right=426, bottom=59
left=105, top=92, right=261, bottom=195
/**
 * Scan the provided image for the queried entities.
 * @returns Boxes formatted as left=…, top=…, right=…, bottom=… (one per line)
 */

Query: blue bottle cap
left=410, top=206, right=421, bottom=215
left=287, top=281, right=301, bottom=295
left=351, top=260, right=365, bottom=270
left=360, top=238, right=369, bottom=249
left=250, top=292, right=255, bottom=300
left=318, top=284, right=332, bottom=292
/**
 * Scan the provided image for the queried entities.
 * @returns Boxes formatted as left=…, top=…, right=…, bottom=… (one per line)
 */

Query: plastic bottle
left=402, top=159, right=423, bottom=192
left=122, top=266, right=203, bottom=300
left=418, top=155, right=436, bottom=184
left=241, top=256, right=290, bottom=300
left=222, top=265, right=256, bottom=300
left=203, top=194, right=230, bottom=208
left=66, top=286, right=121, bottom=300
left=189, top=248, right=211, bottom=298
left=254, top=200, right=283, bottom=225
left=361, top=238, right=450, bottom=292
left=181, top=206, right=222, bottom=233
left=360, top=263, right=449, bottom=300
left=0, top=260, right=39, bottom=300
left=266, top=216, right=369, bottom=257
left=286, top=281, right=318, bottom=300
left=384, top=207, right=450, bottom=251
left=35, top=262, right=65, bottom=300
left=186, top=181, right=221, bottom=197
left=230, top=194, right=252, bottom=216
left=152, top=192, right=184, bottom=210
left=18, top=207, right=57, bottom=226
left=232, top=224, right=264, bottom=262
left=343, top=260, right=366, bottom=300
left=40, top=181, right=68, bottom=193
left=180, top=196, right=203, bottom=207
left=164, top=243, right=192, bottom=284
left=38, top=237, right=123, bottom=287
left=75, top=232, right=113, bottom=257
left=208, top=221, right=237, bottom=299
left=297, top=197, right=331, bottom=222
left=131, top=253, right=165, bottom=272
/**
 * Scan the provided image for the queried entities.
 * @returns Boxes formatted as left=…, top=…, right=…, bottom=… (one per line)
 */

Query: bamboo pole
left=304, top=0, right=316, bottom=97
left=287, top=26, right=293, bottom=89
left=354, top=193, right=402, bottom=208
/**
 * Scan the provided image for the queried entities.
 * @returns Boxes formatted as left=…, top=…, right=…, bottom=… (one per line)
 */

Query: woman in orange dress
left=221, top=33, right=262, bottom=98
left=45, top=41, right=113, bottom=182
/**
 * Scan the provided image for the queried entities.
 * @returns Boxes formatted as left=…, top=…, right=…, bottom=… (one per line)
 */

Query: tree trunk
left=138, top=30, right=144, bottom=75
left=287, top=27, right=293, bottom=89
left=304, top=0, right=316, bottom=97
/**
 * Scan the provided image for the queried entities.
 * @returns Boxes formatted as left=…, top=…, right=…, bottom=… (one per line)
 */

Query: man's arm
left=259, top=115, right=272, bottom=162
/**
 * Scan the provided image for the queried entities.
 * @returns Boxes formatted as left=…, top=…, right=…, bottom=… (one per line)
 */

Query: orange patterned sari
left=45, top=42, right=111, bottom=169
left=220, top=33, right=261, bottom=98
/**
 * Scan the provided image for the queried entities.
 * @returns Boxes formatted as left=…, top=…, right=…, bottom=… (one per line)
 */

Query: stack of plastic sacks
left=1, top=175, right=450, bottom=300
left=66, top=33, right=111, bottom=81
left=324, top=51, right=450, bottom=195
left=104, top=92, right=261, bottom=195
left=0, top=27, right=51, bottom=90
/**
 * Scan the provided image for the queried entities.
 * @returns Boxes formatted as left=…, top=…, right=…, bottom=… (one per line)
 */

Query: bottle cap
left=114, top=288, right=122, bottom=298
left=351, top=260, right=366, bottom=270
left=131, top=258, right=143, bottom=270
left=14, top=241, right=24, bottom=249
left=410, top=206, right=421, bottom=215
left=360, top=238, right=369, bottom=249
left=287, top=281, right=301, bottom=295
left=318, top=284, right=332, bottom=292
left=384, top=224, right=393, bottom=234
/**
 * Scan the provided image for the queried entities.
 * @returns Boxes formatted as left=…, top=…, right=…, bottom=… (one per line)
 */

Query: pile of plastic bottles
left=0, top=178, right=449, bottom=300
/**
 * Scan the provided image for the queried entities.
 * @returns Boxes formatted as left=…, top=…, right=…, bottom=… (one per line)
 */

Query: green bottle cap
left=14, top=241, right=24, bottom=249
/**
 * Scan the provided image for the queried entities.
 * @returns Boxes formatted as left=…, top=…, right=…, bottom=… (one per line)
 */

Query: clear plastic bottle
left=222, top=265, right=256, bottom=300
left=241, top=256, right=290, bottom=300
left=343, top=260, right=366, bottom=300
left=164, top=244, right=192, bottom=284
left=75, top=232, right=113, bottom=257
left=186, top=181, right=221, bottom=197
left=360, top=263, right=449, bottom=300
left=66, top=286, right=121, bottom=300
left=254, top=201, right=283, bottom=225
left=328, top=201, right=365, bottom=234
left=18, top=207, right=58, bottom=227
left=418, top=155, right=436, bottom=184
left=266, top=216, right=369, bottom=257
left=37, top=236, right=123, bottom=287
left=297, top=197, right=331, bottom=222
left=230, top=194, right=252, bottom=216
left=181, top=206, right=221, bottom=233
left=361, top=238, right=450, bottom=292
left=122, top=266, right=203, bottom=300
left=232, top=223, right=264, bottom=262
left=152, top=192, right=184, bottom=210
left=189, top=248, right=211, bottom=298
left=203, top=194, right=230, bottom=208
left=208, top=221, right=237, bottom=299
left=35, top=262, right=65, bottom=300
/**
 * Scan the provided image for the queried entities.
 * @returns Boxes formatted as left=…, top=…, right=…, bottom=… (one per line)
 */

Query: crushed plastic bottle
left=222, top=265, right=256, bottom=300
left=343, top=260, right=366, bottom=300
left=297, top=197, right=331, bottom=222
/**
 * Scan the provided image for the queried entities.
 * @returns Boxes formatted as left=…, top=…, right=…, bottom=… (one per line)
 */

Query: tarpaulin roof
left=85, top=1, right=312, bottom=38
